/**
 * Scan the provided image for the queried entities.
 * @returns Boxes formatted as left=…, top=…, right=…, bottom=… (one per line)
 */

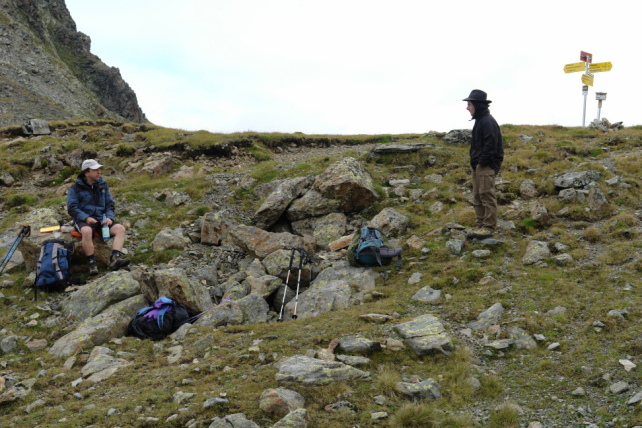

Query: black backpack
left=126, top=296, right=190, bottom=341
left=34, top=239, right=75, bottom=297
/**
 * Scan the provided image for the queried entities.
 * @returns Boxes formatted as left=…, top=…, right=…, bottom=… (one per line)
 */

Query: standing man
left=463, top=89, right=504, bottom=239
left=67, top=159, right=130, bottom=275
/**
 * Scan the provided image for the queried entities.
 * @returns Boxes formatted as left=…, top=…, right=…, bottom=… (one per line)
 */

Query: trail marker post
left=596, top=92, right=607, bottom=120
left=563, top=51, right=613, bottom=126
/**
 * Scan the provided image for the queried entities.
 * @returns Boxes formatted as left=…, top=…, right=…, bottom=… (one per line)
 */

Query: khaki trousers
left=472, top=165, right=497, bottom=229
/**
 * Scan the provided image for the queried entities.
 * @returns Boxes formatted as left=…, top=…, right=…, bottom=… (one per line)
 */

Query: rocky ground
left=3, top=123, right=642, bottom=427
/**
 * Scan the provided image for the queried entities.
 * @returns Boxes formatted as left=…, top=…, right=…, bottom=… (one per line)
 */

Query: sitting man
left=67, top=159, right=130, bottom=275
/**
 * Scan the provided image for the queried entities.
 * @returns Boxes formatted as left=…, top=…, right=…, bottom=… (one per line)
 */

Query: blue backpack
left=348, top=226, right=402, bottom=271
left=35, top=239, right=75, bottom=295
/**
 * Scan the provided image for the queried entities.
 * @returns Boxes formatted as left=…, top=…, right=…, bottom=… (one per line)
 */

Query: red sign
left=580, top=51, right=593, bottom=63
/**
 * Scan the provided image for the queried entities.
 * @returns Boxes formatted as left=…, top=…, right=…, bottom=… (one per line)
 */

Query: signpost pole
left=582, top=85, right=588, bottom=127
left=582, top=61, right=590, bottom=127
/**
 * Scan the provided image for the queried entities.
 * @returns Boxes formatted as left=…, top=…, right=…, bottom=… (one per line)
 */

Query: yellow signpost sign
left=564, top=62, right=586, bottom=73
left=564, top=51, right=612, bottom=126
left=589, top=62, right=613, bottom=73
left=581, top=73, right=594, bottom=86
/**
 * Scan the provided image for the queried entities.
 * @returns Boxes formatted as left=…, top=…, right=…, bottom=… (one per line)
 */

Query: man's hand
left=87, top=217, right=112, bottom=226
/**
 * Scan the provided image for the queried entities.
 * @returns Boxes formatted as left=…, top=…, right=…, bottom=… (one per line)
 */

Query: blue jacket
left=67, top=176, right=115, bottom=224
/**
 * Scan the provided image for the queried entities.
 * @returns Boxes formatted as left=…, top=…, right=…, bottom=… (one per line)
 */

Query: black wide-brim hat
left=463, top=89, right=492, bottom=104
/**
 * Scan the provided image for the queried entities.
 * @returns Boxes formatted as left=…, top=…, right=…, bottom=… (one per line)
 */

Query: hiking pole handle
left=297, top=248, right=308, bottom=264
left=287, top=248, right=296, bottom=270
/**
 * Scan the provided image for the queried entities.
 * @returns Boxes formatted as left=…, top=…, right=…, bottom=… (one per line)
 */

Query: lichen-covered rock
left=62, top=270, right=140, bottom=321
left=468, top=302, right=504, bottom=331
left=244, top=275, right=282, bottom=298
left=446, top=239, right=464, bottom=255
left=201, top=211, right=234, bottom=245
left=395, top=314, right=454, bottom=356
left=195, top=300, right=244, bottom=327
left=195, top=293, right=269, bottom=327
left=554, top=171, right=601, bottom=189
left=262, top=249, right=313, bottom=286
left=395, top=378, right=441, bottom=400
left=252, top=176, right=314, bottom=230
left=272, top=408, right=308, bottom=428
left=552, top=253, right=574, bottom=266
left=275, top=355, right=370, bottom=385
left=207, top=413, right=260, bottom=428
left=443, top=129, right=472, bottom=144
left=506, top=326, right=538, bottom=350
left=259, top=387, right=305, bottom=417
left=139, top=267, right=213, bottom=314
left=282, top=281, right=350, bottom=321
left=49, top=295, right=147, bottom=357
left=291, top=212, right=347, bottom=249
left=411, top=286, right=442, bottom=303
left=519, top=179, right=539, bottom=198
left=312, top=157, right=379, bottom=212
left=367, top=207, right=409, bottom=237
left=371, top=142, right=436, bottom=154
left=281, top=261, right=377, bottom=320
left=151, top=227, right=190, bottom=251
left=222, top=280, right=250, bottom=301
left=285, top=190, right=342, bottom=222
left=337, top=336, right=381, bottom=355
left=522, top=240, right=550, bottom=265
left=81, top=346, right=131, bottom=383
left=229, top=226, right=315, bottom=259
left=588, top=187, right=608, bottom=211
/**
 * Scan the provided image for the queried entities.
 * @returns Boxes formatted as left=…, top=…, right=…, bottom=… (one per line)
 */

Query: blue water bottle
left=102, top=215, right=110, bottom=240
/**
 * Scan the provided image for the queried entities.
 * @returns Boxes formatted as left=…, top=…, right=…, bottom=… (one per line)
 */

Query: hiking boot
left=466, top=227, right=494, bottom=240
left=88, top=261, right=99, bottom=276
left=109, top=254, right=131, bottom=271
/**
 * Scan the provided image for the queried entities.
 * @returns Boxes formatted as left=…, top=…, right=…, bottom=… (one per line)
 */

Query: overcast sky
left=65, top=0, right=639, bottom=134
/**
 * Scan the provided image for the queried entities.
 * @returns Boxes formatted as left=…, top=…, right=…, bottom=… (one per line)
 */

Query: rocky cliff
left=0, top=0, right=146, bottom=127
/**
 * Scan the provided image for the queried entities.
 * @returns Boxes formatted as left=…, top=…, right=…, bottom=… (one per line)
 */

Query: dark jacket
left=469, top=104, right=503, bottom=173
left=67, top=176, right=115, bottom=224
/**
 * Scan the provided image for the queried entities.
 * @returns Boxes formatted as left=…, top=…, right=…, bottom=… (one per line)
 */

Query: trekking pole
left=291, top=248, right=307, bottom=320
left=277, top=248, right=296, bottom=322
left=0, top=225, right=30, bottom=275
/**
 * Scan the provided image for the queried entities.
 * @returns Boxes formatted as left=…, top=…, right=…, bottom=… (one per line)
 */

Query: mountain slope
left=0, top=0, right=145, bottom=127
left=2, top=123, right=642, bottom=426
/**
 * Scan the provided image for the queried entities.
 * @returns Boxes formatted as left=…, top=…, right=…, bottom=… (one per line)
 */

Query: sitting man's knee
left=111, top=223, right=125, bottom=235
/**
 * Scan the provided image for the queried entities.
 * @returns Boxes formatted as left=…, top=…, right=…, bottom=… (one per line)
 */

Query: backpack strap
left=137, top=305, right=154, bottom=316
left=51, top=243, right=62, bottom=282
left=34, top=244, right=46, bottom=301
left=155, top=302, right=175, bottom=329
left=140, top=296, right=176, bottom=329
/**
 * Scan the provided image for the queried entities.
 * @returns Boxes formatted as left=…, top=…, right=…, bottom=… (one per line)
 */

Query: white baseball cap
left=82, top=159, right=103, bottom=170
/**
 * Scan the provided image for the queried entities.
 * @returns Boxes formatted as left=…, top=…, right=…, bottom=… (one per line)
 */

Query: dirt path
left=269, top=143, right=372, bottom=165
